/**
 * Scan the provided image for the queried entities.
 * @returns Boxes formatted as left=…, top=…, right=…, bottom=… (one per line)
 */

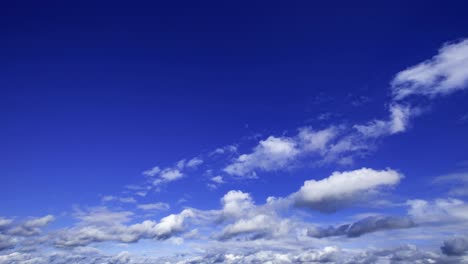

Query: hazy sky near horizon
left=2, top=1, right=468, bottom=263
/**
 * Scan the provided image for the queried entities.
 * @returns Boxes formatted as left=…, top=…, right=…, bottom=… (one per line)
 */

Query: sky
left=1, top=1, right=468, bottom=263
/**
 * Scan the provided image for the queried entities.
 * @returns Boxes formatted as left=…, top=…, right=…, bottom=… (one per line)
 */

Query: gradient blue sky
left=2, top=1, right=468, bottom=263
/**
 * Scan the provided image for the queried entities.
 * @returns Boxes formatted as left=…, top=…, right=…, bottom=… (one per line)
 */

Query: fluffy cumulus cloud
left=392, top=39, right=468, bottom=100
left=220, top=190, right=255, bottom=220
left=293, top=168, right=402, bottom=212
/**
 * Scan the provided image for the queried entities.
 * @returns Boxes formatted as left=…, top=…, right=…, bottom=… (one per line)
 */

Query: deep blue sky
left=1, top=2, right=468, bottom=262
left=2, top=0, right=468, bottom=213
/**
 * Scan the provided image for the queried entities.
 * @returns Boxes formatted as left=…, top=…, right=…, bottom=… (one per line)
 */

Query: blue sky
left=2, top=1, right=468, bottom=263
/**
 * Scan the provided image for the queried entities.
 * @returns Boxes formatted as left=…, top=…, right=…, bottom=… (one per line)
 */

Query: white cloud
left=207, top=176, right=225, bottom=189
left=221, top=190, right=255, bottom=220
left=144, top=164, right=186, bottom=188
left=2, top=215, right=54, bottom=239
left=176, top=159, right=186, bottom=169
left=219, top=214, right=272, bottom=240
left=433, top=172, right=468, bottom=197
left=224, top=136, right=299, bottom=177
left=297, top=127, right=337, bottom=152
left=407, top=198, right=468, bottom=224
left=142, top=166, right=161, bottom=177
left=137, top=203, right=170, bottom=211
left=293, top=168, right=402, bottom=212
left=187, top=157, right=203, bottom=168
left=0, top=218, right=12, bottom=229
left=354, top=104, right=414, bottom=138
left=74, top=207, right=133, bottom=225
left=211, top=176, right=224, bottom=184
left=392, top=39, right=468, bottom=100
left=211, top=145, right=238, bottom=155
left=159, top=168, right=183, bottom=182
left=101, top=196, right=136, bottom=204
left=54, top=208, right=194, bottom=248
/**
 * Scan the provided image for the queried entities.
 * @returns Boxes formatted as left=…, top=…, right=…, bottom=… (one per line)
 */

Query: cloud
left=207, top=176, right=225, bottom=189
left=407, top=198, right=468, bottom=224
left=137, top=203, right=170, bottom=211
left=0, top=218, right=12, bottom=230
left=142, top=166, right=160, bottom=177
left=186, top=157, right=204, bottom=168
left=354, top=104, right=415, bottom=138
left=101, top=196, right=137, bottom=204
left=293, top=168, right=402, bottom=212
left=0, top=235, right=16, bottom=252
left=221, top=190, right=255, bottom=220
left=159, top=168, right=183, bottom=181
left=211, top=176, right=224, bottom=184
left=392, top=39, right=468, bottom=100
left=0, top=215, right=55, bottom=253
left=308, top=216, right=415, bottom=238
left=433, top=172, right=468, bottom=197
left=54, top=208, right=194, bottom=248
left=297, top=127, right=337, bottom=152
left=224, top=136, right=300, bottom=177
left=441, top=237, right=468, bottom=256
left=7, top=215, right=55, bottom=237
left=218, top=214, right=272, bottom=240
left=151, top=168, right=184, bottom=187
